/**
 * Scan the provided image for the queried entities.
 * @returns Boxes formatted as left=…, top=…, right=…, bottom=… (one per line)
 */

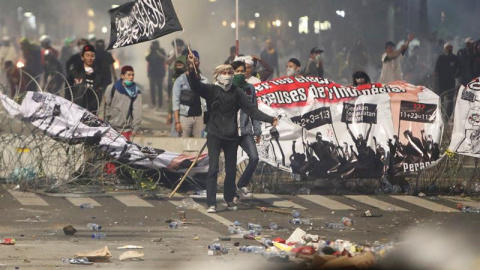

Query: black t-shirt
left=85, top=72, right=95, bottom=90
left=96, top=51, right=115, bottom=86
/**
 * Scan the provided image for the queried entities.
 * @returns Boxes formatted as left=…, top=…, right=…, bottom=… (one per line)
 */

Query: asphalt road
left=1, top=184, right=480, bottom=269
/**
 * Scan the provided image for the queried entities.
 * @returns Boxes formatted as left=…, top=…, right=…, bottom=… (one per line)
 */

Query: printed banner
left=0, top=92, right=208, bottom=173
left=107, top=0, right=183, bottom=50
left=449, top=77, right=480, bottom=157
left=253, top=76, right=444, bottom=178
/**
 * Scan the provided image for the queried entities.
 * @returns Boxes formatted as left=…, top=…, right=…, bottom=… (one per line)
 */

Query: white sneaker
left=239, top=187, right=253, bottom=198
left=206, top=206, right=216, bottom=213
left=226, top=202, right=238, bottom=211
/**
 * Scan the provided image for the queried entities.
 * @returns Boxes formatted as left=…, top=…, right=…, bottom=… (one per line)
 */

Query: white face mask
left=216, top=75, right=233, bottom=91
left=286, top=67, right=298, bottom=76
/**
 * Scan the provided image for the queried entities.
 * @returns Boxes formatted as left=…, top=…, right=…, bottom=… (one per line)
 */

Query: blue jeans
left=237, top=134, right=259, bottom=188
left=206, top=134, right=238, bottom=207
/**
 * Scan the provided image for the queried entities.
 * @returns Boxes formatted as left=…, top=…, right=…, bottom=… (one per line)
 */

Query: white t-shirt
left=378, top=53, right=404, bottom=84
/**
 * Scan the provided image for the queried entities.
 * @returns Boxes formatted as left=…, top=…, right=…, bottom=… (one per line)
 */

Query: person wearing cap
left=235, top=54, right=274, bottom=84
left=434, top=42, right=460, bottom=118
left=378, top=34, right=414, bottom=84
left=286, top=58, right=301, bottom=77
left=457, top=37, right=476, bottom=85
left=67, top=44, right=102, bottom=113
left=40, top=35, right=59, bottom=66
left=260, top=39, right=279, bottom=80
left=185, top=54, right=278, bottom=213
left=104, top=65, right=142, bottom=138
left=103, top=65, right=142, bottom=184
left=302, top=47, right=324, bottom=77
left=172, top=50, right=207, bottom=138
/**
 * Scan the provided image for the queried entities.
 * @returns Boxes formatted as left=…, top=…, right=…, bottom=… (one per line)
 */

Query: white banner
left=0, top=92, right=208, bottom=173
left=251, top=77, right=444, bottom=178
left=449, top=77, right=480, bottom=157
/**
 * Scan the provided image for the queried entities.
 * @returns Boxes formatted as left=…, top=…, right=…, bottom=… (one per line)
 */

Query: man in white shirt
left=378, top=34, right=414, bottom=84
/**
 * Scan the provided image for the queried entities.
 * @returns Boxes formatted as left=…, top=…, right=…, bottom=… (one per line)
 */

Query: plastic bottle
left=247, top=222, right=262, bottom=230
left=91, top=233, right=106, bottom=239
left=239, top=245, right=266, bottom=253
left=207, top=243, right=229, bottom=255
left=262, top=249, right=288, bottom=259
left=261, top=238, right=273, bottom=247
left=326, top=222, right=345, bottom=229
left=228, top=226, right=244, bottom=234
left=292, top=210, right=301, bottom=218
left=461, top=206, right=480, bottom=213
left=269, top=222, right=278, bottom=230
left=86, top=223, right=102, bottom=231
left=169, top=221, right=180, bottom=229
left=289, top=218, right=312, bottom=225
left=234, top=220, right=241, bottom=226
left=80, top=203, right=93, bottom=210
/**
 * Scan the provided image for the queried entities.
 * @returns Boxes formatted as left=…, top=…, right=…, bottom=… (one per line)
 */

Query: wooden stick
left=169, top=141, right=208, bottom=198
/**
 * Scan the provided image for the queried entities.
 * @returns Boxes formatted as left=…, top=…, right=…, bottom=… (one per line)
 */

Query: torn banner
left=449, top=77, right=480, bottom=157
left=252, top=77, right=444, bottom=178
left=0, top=92, right=208, bottom=173
left=107, top=0, right=183, bottom=50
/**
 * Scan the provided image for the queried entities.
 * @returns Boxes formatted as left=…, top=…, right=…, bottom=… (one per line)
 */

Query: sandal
left=69, top=258, right=93, bottom=265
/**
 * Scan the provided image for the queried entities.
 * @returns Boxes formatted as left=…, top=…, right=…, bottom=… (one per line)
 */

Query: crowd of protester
left=1, top=32, right=480, bottom=211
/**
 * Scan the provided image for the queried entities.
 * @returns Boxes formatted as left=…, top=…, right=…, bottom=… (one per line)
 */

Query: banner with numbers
left=252, top=76, right=444, bottom=178
left=449, top=77, right=480, bottom=157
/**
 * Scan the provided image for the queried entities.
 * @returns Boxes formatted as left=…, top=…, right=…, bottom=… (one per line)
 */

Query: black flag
left=107, top=0, right=183, bottom=50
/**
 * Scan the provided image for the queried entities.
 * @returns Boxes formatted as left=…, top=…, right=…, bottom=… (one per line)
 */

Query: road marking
left=392, top=196, right=458, bottom=212
left=253, top=194, right=306, bottom=209
left=440, top=196, right=480, bottom=209
left=8, top=190, right=49, bottom=206
left=114, top=195, right=154, bottom=207
left=66, top=198, right=102, bottom=207
left=298, top=195, right=356, bottom=210
left=345, top=195, right=408, bottom=211
left=169, top=198, right=234, bottom=226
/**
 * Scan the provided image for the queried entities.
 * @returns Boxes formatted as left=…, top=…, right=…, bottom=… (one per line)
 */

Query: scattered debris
left=119, top=251, right=144, bottom=261
left=63, top=225, right=77, bottom=236
left=0, top=238, right=15, bottom=245
left=74, top=246, right=112, bottom=262
left=67, top=258, right=93, bottom=265
left=256, top=206, right=292, bottom=215
left=117, top=245, right=144, bottom=250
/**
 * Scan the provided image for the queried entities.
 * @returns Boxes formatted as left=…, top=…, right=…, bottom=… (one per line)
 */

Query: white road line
left=114, top=195, right=154, bottom=207
left=253, top=194, right=306, bottom=209
left=440, top=196, right=480, bottom=209
left=66, top=197, right=102, bottom=207
left=8, top=190, right=49, bottom=206
left=169, top=198, right=234, bottom=226
left=345, top=195, right=409, bottom=211
left=298, top=195, right=356, bottom=210
left=391, top=196, right=458, bottom=212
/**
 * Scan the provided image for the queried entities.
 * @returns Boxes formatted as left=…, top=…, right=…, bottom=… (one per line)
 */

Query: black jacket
left=188, top=72, right=274, bottom=140
left=67, top=66, right=102, bottom=113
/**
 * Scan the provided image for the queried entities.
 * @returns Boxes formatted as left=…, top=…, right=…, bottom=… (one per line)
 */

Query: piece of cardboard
left=75, top=246, right=112, bottom=262
left=286, top=227, right=307, bottom=245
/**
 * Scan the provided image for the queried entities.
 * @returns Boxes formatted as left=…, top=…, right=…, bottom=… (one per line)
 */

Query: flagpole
left=235, top=0, right=239, bottom=55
